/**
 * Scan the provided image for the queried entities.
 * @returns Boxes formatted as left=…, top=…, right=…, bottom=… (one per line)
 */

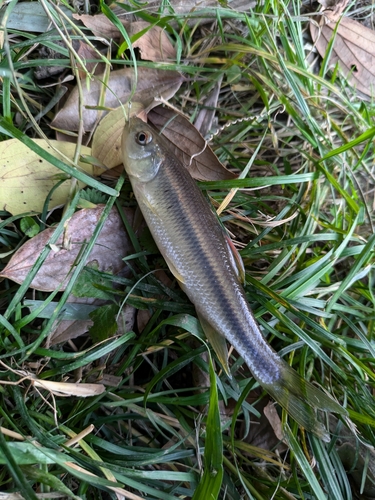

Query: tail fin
left=262, top=360, right=347, bottom=442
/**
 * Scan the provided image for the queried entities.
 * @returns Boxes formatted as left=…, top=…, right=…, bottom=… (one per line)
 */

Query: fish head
left=122, top=117, right=165, bottom=182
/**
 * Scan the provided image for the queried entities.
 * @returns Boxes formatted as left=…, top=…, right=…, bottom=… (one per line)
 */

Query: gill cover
left=122, top=118, right=164, bottom=182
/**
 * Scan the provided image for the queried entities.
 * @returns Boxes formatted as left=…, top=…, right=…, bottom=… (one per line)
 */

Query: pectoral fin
left=142, top=196, right=161, bottom=217
left=225, top=234, right=246, bottom=284
left=164, top=255, right=186, bottom=285
left=197, top=312, right=231, bottom=376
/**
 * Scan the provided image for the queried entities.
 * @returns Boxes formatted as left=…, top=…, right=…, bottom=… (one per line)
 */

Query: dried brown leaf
left=0, top=206, right=133, bottom=291
left=125, top=21, right=176, bottom=61
left=137, top=309, right=152, bottom=334
left=316, top=0, right=349, bottom=16
left=99, top=164, right=124, bottom=182
left=51, top=68, right=183, bottom=132
left=147, top=106, right=237, bottom=181
left=100, top=374, right=123, bottom=387
left=50, top=298, right=135, bottom=345
left=114, top=1, right=253, bottom=17
left=116, top=303, right=137, bottom=336
left=49, top=296, right=97, bottom=345
left=73, top=13, right=120, bottom=40
left=310, top=13, right=375, bottom=96
left=92, top=103, right=145, bottom=170
left=76, top=40, right=106, bottom=78
left=74, top=15, right=176, bottom=62
left=263, top=401, right=284, bottom=442
left=240, top=398, right=287, bottom=452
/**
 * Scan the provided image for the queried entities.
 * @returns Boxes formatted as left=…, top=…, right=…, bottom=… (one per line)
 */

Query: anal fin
left=197, top=311, right=231, bottom=376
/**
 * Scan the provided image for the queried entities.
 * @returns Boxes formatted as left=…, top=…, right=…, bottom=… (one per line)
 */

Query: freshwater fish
left=121, top=116, right=346, bottom=441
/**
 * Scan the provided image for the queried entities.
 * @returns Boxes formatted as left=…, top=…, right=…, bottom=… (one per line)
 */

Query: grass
left=0, top=0, right=375, bottom=498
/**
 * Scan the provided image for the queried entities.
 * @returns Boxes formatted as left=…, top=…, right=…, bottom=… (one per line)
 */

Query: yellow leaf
left=0, top=139, right=93, bottom=215
left=92, top=103, right=145, bottom=169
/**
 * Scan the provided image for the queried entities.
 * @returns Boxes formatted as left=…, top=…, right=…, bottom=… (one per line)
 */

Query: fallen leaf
left=47, top=296, right=99, bottom=345
left=137, top=309, right=152, bottom=334
left=73, top=13, right=120, bottom=40
left=239, top=397, right=287, bottom=453
left=263, top=401, right=284, bottom=442
left=98, top=164, right=124, bottom=182
left=75, top=40, right=106, bottom=78
left=0, top=205, right=134, bottom=291
left=122, top=21, right=176, bottom=61
left=74, top=15, right=176, bottom=61
left=316, top=0, right=349, bottom=16
left=71, top=263, right=118, bottom=301
left=113, top=0, right=252, bottom=18
left=20, top=216, right=39, bottom=238
left=310, top=11, right=375, bottom=96
left=26, top=295, right=136, bottom=345
left=100, top=374, right=122, bottom=387
left=92, top=103, right=144, bottom=169
left=147, top=106, right=237, bottom=181
left=0, top=139, right=93, bottom=215
left=51, top=68, right=183, bottom=132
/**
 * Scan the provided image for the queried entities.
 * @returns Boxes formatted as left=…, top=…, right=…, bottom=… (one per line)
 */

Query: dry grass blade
left=0, top=371, right=106, bottom=397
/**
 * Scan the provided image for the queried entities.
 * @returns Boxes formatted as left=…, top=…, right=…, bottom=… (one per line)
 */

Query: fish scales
left=122, top=117, right=346, bottom=441
left=132, top=136, right=280, bottom=384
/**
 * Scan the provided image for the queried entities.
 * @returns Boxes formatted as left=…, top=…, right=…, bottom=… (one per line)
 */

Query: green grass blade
left=0, top=431, right=39, bottom=500
left=284, top=425, right=327, bottom=500
left=192, top=355, right=223, bottom=500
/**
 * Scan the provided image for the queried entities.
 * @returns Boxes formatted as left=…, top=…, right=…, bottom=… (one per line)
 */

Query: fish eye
left=135, top=131, right=152, bottom=146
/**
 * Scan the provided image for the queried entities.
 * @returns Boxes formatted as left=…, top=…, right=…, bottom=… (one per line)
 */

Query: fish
left=121, top=116, right=346, bottom=441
